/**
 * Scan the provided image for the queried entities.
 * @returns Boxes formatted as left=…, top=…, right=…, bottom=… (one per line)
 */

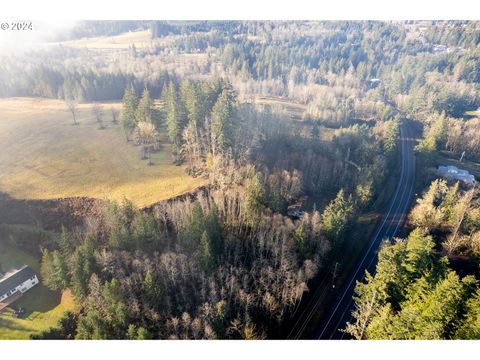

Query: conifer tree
left=41, top=249, right=69, bottom=291
left=210, top=88, right=235, bottom=156
left=166, top=82, right=187, bottom=162
left=321, top=189, right=355, bottom=245
left=180, top=80, right=204, bottom=129
left=135, top=88, right=155, bottom=125
left=120, top=84, right=137, bottom=141
left=384, top=116, right=400, bottom=155
left=200, top=230, right=215, bottom=273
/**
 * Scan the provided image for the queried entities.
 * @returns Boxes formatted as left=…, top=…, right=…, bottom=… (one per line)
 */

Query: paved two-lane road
left=315, top=120, right=416, bottom=339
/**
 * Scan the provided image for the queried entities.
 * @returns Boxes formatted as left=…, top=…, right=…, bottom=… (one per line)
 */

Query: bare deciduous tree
left=111, top=107, right=119, bottom=125
left=66, top=99, right=79, bottom=125
left=133, top=121, right=160, bottom=165
left=182, top=121, right=202, bottom=173
left=92, top=103, right=105, bottom=129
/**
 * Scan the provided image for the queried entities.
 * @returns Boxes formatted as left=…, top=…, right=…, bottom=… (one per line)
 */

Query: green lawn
left=0, top=243, right=76, bottom=339
left=248, top=96, right=307, bottom=120
left=0, top=97, right=205, bottom=208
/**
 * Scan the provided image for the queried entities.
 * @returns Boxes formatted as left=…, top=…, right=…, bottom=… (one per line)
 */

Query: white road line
left=391, top=126, right=415, bottom=238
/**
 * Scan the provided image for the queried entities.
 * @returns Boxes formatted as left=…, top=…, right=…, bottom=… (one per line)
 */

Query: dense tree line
left=150, top=20, right=245, bottom=39
left=424, top=21, right=480, bottom=49
left=153, top=76, right=398, bottom=212
left=416, top=111, right=480, bottom=162
left=213, top=21, right=479, bottom=130
left=162, top=78, right=236, bottom=167
left=1, top=21, right=478, bottom=128
left=119, top=85, right=161, bottom=162
left=0, top=58, right=174, bottom=102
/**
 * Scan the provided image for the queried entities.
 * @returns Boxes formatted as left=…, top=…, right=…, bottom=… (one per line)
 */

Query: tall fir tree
left=135, top=88, right=155, bottom=125
left=210, top=88, right=235, bottom=156
left=321, top=189, right=355, bottom=245
left=165, top=82, right=187, bottom=162
left=200, top=230, right=215, bottom=273
left=120, top=84, right=137, bottom=141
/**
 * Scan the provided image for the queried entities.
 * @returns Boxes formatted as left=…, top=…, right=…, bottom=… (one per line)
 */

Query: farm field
left=0, top=243, right=76, bottom=339
left=0, top=98, right=206, bottom=207
left=248, top=96, right=308, bottom=120
left=50, top=29, right=153, bottom=49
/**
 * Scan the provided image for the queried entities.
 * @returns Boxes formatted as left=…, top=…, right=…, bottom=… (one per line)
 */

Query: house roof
left=287, top=204, right=302, bottom=210
left=0, top=265, right=37, bottom=296
left=437, top=165, right=475, bottom=184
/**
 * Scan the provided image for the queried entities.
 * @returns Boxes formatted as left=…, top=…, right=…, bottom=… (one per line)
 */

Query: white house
left=437, top=165, right=476, bottom=186
left=0, top=265, right=39, bottom=305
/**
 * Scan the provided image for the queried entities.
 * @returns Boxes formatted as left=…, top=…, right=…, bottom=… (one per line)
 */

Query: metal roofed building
left=437, top=165, right=476, bottom=185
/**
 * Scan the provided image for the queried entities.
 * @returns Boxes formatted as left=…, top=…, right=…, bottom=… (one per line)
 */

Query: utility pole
left=332, top=262, right=339, bottom=289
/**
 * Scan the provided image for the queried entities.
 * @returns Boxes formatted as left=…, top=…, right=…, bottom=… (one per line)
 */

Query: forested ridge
left=2, top=21, right=479, bottom=114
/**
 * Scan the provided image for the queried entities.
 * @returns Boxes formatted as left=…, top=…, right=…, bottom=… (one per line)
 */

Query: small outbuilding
left=287, top=204, right=305, bottom=219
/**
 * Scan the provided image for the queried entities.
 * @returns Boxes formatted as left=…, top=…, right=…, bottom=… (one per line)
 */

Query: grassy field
left=49, top=29, right=201, bottom=51
left=0, top=243, right=76, bottom=339
left=0, top=98, right=206, bottom=207
left=48, top=30, right=153, bottom=49
left=246, top=96, right=308, bottom=121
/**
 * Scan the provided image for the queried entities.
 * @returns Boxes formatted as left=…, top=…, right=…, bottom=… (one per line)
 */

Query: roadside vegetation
left=347, top=180, right=480, bottom=339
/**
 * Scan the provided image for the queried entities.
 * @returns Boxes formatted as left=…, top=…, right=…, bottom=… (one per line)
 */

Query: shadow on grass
left=14, top=284, right=62, bottom=317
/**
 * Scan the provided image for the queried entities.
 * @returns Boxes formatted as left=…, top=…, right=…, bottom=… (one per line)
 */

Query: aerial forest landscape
left=1, top=19, right=480, bottom=341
